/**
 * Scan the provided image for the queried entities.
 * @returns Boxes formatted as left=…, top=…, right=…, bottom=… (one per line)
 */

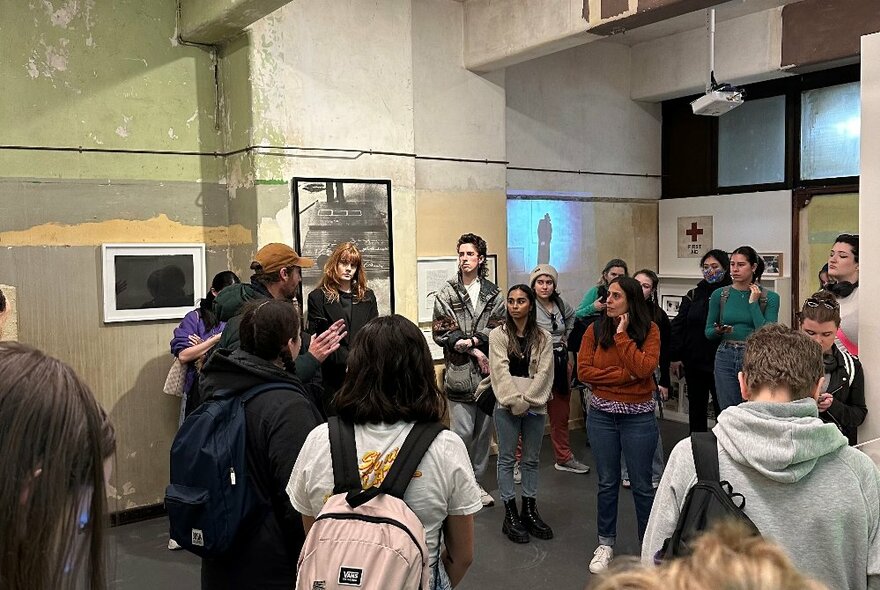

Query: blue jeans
left=620, top=429, right=665, bottom=484
left=495, top=408, right=545, bottom=502
left=714, top=342, right=746, bottom=412
left=588, top=408, right=657, bottom=545
left=429, top=559, right=452, bottom=590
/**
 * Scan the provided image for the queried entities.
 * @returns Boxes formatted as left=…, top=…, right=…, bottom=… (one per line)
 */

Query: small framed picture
left=102, top=243, right=205, bottom=323
left=661, top=294, right=683, bottom=318
left=759, top=253, right=783, bottom=277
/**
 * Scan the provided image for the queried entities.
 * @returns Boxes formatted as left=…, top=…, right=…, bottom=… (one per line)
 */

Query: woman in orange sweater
left=578, top=276, right=660, bottom=575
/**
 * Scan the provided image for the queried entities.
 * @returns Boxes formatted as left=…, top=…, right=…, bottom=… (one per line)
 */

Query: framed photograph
left=293, top=178, right=394, bottom=315
left=661, top=294, right=683, bottom=318
left=102, top=243, right=205, bottom=323
left=759, top=252, right=783, bottom=277
left=416, top=255, right=498, bottom=323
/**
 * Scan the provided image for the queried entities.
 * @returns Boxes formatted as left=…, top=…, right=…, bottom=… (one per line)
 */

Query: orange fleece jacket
left=577, top=322, right=660, bottom=404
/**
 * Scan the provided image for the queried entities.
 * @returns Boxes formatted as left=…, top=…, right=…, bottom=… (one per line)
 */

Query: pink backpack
left=296, top=418, right=445, bottom=590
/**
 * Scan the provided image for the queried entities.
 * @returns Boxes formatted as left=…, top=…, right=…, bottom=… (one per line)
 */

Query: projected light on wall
left=506, top=199, right=582, bottom=277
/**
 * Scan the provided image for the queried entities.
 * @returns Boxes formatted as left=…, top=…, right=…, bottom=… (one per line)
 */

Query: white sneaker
left=589, top=544, right=614, bottom=574
left=168, top=538, right=182, bottom=550
left=513, top=461, right=522, bottom=485
left=477, top=484, right=495, bottom=507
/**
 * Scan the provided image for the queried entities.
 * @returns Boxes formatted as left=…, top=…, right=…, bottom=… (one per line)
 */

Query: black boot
left=502, top=499, right=529, bottom=543
left=520, top=497, right=553, bottom=540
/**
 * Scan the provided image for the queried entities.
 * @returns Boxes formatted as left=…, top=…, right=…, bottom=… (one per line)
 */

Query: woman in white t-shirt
left=287, top=315, right=481, bottom=590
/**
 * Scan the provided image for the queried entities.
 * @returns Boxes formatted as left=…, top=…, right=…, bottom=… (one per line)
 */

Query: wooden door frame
left=791, top=183, right=859, bottom=323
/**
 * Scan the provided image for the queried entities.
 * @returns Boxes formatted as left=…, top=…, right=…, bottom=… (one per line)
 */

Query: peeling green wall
left=0, top=0, right=222, bottom=182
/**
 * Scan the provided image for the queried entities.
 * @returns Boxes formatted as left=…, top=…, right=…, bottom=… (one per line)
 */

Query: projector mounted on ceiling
left=691, top=9, right=745, bottom=117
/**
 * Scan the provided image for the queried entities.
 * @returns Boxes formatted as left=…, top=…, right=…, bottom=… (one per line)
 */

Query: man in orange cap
left=211, top=243, right=346, bottom=409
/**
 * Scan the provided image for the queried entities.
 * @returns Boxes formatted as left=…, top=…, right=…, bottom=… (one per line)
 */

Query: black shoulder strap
left=691, top=431, right=720, bottom=482
left=238, top=382, right=299, bottom=404
left=328, top=417, right=362, bottom=495
left=380, top=422, right=446, bottom=500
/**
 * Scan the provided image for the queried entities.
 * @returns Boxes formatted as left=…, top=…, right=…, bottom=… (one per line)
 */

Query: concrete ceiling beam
left=464, top=0, right=603, bottom=73
left=585, top=0, right=728, bottom=36
left=179, top=0, right=294, bottom=45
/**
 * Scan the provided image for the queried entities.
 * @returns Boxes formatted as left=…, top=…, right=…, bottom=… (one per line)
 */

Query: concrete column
left=859, top=32, right=880, bottom=466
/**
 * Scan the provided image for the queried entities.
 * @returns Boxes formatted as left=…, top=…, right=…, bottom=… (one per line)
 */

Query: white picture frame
left=417, top=255, right=498, bottom=324
left=661, top=294, right=683, bottom=318
left=102, top=243, right=206, bottom=323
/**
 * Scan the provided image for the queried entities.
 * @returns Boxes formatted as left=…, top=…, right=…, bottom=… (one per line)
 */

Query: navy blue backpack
left=165, top=382, right=299, bottom=557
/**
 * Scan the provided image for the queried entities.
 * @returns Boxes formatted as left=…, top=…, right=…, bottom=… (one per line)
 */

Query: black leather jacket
left=822, top=345, right=867, bottom=446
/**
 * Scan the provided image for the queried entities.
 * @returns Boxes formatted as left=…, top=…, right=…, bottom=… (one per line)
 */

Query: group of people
left=1, top=230, right=875, bottom=590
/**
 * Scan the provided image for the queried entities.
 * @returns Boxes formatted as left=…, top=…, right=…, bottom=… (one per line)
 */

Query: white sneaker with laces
left=589, top=544, right=614, bottom=574
left=477, top=484, right=495, bottom=507
left=513, top=461, right=522, bottom=484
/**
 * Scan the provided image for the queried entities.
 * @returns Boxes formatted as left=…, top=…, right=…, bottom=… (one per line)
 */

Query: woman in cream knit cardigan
left=488, top=284, right=554, bottom=544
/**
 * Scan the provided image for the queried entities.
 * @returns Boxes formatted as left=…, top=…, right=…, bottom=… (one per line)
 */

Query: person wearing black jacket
left=669, top=249, right=732, bottom=433
left=306, top=242, right=379, bottom=414
left=199, top=300, right=324, bottom=590
left=798, top=291, right=867, bottom=446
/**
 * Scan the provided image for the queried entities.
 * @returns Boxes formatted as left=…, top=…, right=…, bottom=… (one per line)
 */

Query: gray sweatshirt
left=642, top=399, right=880, bottom=590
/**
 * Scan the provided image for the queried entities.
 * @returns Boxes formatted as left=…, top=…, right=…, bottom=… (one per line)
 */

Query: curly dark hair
left=456, top=233, right=489, bottom=280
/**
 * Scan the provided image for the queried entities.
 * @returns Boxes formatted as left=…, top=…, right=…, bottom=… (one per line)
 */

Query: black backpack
left=660, top=432, right=761, bottom=561
left=165, top=382, right=301, bottom=557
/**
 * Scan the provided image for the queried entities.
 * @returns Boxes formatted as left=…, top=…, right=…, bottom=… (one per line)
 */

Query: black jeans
left=685, top=368, right=719, bottom=433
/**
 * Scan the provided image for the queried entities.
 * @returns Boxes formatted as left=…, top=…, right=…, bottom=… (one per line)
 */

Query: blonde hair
left=589, top=521, right=827, bottom=590
left=318, top=242, right=368, bottom=303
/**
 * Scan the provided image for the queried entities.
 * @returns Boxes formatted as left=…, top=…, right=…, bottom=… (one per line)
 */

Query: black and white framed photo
left=292, top=178, right=394, bottom=315
left=661, top=294, right=683, bottom=318
left=102, top=243, right=205, bottom=323
left=759, top=252, right=783, bottom=277
left=416, top=255, right=498, bottom=323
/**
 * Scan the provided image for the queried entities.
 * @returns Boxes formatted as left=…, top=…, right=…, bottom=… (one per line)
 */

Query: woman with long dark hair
left=199, top=299, right=324, bottom=589
left=306, top=242, right=378, bottom=412
left=825, top=234, right=859, bottom=355
left=619, top=269, right=670, bottom=488
left=289, top=315, right=481, bottom=589
left=704, top=246, right=779, bottom=411
left=0, top=342, right=116, bottom=590
left=798, top=290, right=866, bottom=445
left=578, top=276, right=660, bottom=574
left=170, top=270, right=240, bottom=420
left=669, top=249, right=731, bottom=432
left=489, top=284, right=554, bottom=544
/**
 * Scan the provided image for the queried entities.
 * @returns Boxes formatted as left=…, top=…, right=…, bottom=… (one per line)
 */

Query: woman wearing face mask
left=824, top=234, right=859, bottom=356
left=578, top=277, right=660, bottom=574
left=705, top=246, right=779, bottom=412
left=668, top=250, right=731, bottom=432
left=799, top=291, right=866, bottom=446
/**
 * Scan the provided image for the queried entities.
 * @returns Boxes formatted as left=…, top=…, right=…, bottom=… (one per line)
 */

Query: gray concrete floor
left=106, top=419, right=689, bottom=590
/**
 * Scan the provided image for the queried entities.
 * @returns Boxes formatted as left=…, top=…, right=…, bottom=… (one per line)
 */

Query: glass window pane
left=718, top=96, right=786, bottom=187
left=801, top=82, right=860, bottom=180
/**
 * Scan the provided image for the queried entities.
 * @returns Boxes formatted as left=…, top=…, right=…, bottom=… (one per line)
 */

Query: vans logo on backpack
left=338, top=567, right=363, bottom=586
left=191, top=529, right=204, bottom=547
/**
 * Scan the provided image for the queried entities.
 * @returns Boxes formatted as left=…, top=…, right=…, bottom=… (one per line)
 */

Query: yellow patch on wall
left=0, top=214, right=252, bottom=247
